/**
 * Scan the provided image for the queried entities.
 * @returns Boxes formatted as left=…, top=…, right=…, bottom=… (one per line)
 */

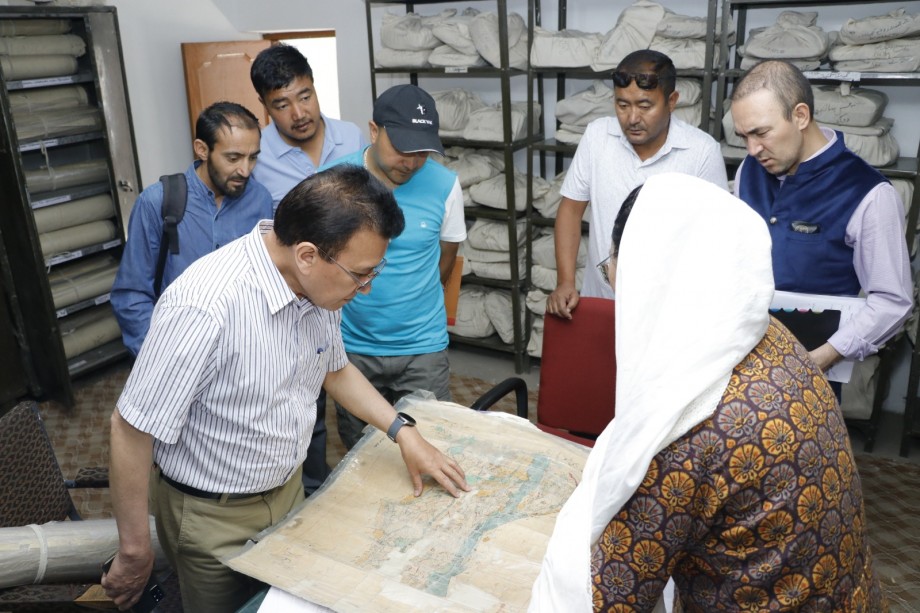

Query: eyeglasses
left=596, top=255, right=613, bottom=285
left=317, top=247, right=386, bottom=290
left=612, top=71, right=659, bottom=90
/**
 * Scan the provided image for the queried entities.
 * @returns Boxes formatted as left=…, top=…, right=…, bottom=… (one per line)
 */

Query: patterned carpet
left=32, top=359, right=920, bottom=611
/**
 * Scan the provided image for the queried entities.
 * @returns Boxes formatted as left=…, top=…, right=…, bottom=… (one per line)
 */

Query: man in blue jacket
left=111, top=102, right=272, bottom=356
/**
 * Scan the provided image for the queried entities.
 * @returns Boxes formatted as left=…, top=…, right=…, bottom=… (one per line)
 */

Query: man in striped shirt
left=102, top=165, right=470, bottom=613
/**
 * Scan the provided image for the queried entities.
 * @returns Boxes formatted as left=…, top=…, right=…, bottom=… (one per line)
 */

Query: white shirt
left=561, top=116, right=728, bottom=298
left=117, top=221, right=348, bottom=494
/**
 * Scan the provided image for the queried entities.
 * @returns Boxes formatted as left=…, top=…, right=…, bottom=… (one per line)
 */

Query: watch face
left=399, top=412, right=416, bottom=426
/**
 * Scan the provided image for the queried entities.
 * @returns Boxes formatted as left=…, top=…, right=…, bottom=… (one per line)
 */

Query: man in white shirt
left=102, top=165, right=469, bottom=613
left=547, top=50, right=728, bottom=318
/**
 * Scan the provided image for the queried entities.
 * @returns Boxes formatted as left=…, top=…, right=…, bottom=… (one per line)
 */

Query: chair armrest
left=66, top=466, right=110, bottom=489
left=470, top=377, right=529, bottom=419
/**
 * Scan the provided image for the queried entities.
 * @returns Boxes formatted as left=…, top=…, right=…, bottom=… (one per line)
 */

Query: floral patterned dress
left=591, top=319, right=886, bottom=612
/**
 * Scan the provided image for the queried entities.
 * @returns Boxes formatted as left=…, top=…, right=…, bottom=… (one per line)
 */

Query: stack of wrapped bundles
left=433, top=146, right=503, bottom=209
left=830, top=8, right=920, bottom=73
left=376, top=8, right=529, bottom=69
left=739, top=11, right=830, bottom=70
left=0, top=18, right=83, bottom=80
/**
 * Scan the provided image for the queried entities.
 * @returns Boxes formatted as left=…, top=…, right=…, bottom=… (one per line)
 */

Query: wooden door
left=181, top=40, right=272, bottom=136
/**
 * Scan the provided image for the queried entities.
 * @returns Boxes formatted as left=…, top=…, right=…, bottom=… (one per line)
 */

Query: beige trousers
left=152, top=467, right=304, bottom=613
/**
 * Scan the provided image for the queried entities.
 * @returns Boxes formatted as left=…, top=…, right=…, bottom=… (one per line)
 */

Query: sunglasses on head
left=612, top=71, right=659, bottom=90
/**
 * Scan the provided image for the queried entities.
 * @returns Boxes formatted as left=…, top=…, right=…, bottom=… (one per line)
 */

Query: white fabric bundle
left=466, top=218, right=526, bottom=251
left=672, top=103, right=702, bottom=128
left=813, top=84, right=887, bottom=127
left=649, top=35, right=714, bottom=69
left=49, top=255, right=118, bottom=310
left=380, top=10, right=452, bottom=51
left=839, top=124, right=900, bottom=167
left=554, top=128, right=583, bottom=145
left=839, top=8, right=920, bottom=45
left=13, top=107, right=103, bottom=142
left=656, top=10, right=734, bottom=42
left=432, top=89, right=487, bottom=134
left=891, top=178, right=915, bottom=220
left=460, top=241, right=513, bottom=263
left=555, top=81, right=614, bottom=128
left=441, top=149, right=501, bottom=188
left=527, top=315, right=545, bottom=357
left=531, top=264, right=584, bottom=292
left=0, top=34, right=85, bottom=57
left=8, top=85, right=89, bottom=114
left=484, top=290, right=523, bottom=344
left=40, top=220, right=117, bottom=258
left=428, top=45, right=486, bottom=68
left=829, top=38, right=920, bottom=72
left=470, top=168, right=549, bottom=212
left=59, top=305, right=121, bottom=359
left=530, top=28, right=602, bottom=68
left=374, top=47, right=430, bottom=68
left=462, top=101, right=540, bottom=142
left=591, top=0, right=667, bottom=72
left=675, top=78, right=702, bottom=107
left=470, top=11, right=528, bottom=69
left=531, top=231, right=587, bottom=269
left=448, top=286, right=495, bottom=338
left=432, top=7, right=480, bottom=55
left=33, top=194, right=114, bottom=234
left=0, top=55, right=78, bottom=80
left=0, top=19, right=70, bottom=36
left=526, top=289, right=549, bottom=315
left=25, top=159, right=109, bottom=194
left=739, top=55, right=821, bottom=71
left=533, top=172, right=592, bottom=223
left=469, top=255, right=526, bottom=281
left=742, top=11, right=829, bottom=60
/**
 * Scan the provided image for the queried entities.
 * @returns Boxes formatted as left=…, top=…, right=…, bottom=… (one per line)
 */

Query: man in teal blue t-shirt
left=326, top=84, right=467, bottom=449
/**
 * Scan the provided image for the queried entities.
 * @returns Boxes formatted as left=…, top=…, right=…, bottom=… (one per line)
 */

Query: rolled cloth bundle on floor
left=59, top=305, right=121, bottom=358
left=9, top=85, right=90, bottom=114
left=0, top=517, right=168, bottom=589
left=33, top=194, right=114, bottom=234
left=0, top=19, right=70, bottom=37
left=0, top=55, right=78, bottom=80
left=25, top=159, right=109, bottom=193
left=39, top=220, right=117, bottom=257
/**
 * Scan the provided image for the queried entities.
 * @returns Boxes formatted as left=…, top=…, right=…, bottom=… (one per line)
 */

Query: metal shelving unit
left=0, top=6, right=140, bottom=408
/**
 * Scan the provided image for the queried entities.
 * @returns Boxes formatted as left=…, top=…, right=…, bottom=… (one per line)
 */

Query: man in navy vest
left=731, top=59, right=911, bottom=372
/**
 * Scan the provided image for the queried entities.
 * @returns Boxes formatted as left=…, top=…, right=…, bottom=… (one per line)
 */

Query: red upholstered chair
left=472, top=297, right=616, bottom=447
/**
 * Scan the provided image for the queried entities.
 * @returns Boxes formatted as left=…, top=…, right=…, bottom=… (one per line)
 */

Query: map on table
left=225, top=399, right=589, bottom=612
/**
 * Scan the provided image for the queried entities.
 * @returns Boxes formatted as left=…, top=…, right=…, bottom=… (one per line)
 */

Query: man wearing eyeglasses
left=547, top=49, right=727, bottom=319
left=324, top=84, right=466, bottom=450
left=103, top=165, right=469, bottom=613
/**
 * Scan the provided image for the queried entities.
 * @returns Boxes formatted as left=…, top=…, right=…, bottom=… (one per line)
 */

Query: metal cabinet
left=0, top=6, right=140, bottom=409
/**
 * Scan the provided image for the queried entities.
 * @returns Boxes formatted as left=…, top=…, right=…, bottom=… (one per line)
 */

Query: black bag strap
left=153, top=173, right=188, bottom=298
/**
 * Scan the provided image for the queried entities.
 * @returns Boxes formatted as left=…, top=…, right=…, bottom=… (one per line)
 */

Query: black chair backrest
left=0, top=401, right=75, bottom=527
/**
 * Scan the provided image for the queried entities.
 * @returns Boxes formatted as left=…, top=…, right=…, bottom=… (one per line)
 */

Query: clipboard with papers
left=769, top=290, right=867, bottom=384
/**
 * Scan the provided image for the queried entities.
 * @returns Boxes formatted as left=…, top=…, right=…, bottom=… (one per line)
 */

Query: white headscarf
left=529, top=173, right=774, bottom=611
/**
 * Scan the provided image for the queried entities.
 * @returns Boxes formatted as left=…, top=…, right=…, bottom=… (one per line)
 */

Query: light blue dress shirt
left=253, top=114, right=367, bottom=207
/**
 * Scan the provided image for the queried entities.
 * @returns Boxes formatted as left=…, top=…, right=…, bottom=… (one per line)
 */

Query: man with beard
left=111, top=101, right=273, bottom=356
left=251, top=43, right=365, bottom=208
left=731, top=60, right=911, bottom=373
left=547, top=50, right=727, bottom=319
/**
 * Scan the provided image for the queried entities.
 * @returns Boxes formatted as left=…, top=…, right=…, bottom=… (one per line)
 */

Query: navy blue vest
left=738, top=133, right=886, bottom=296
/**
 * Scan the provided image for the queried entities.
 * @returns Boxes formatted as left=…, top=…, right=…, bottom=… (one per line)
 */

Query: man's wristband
left=386, top=412, right=416, bottom=442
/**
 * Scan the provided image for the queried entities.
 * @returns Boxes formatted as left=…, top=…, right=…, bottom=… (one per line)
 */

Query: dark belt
left=160, top=471, right=274, bottom=500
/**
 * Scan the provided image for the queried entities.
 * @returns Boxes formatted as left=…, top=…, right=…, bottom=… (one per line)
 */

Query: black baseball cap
left=372, top=84, right=443, bottom=155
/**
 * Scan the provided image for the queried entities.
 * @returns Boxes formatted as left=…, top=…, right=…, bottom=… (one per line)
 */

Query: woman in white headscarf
left=529, top=173, right=885, bottom=612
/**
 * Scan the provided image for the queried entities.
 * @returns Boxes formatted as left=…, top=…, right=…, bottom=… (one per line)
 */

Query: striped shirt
left=117, top=221, right=347, bottom=493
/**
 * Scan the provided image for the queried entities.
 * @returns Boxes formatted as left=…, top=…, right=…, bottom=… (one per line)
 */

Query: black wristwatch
left=386, top=412, right=416, bottom=442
